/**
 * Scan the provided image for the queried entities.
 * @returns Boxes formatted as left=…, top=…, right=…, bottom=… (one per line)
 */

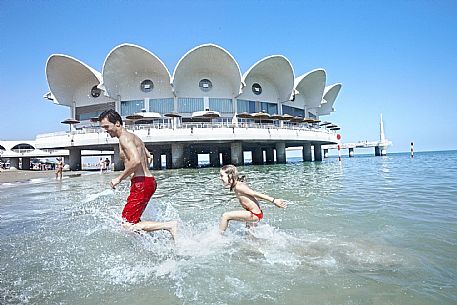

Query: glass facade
left=177, top=98, right=204, bottom=113
left=209, top=98, right=232, bottom=113
left=149, top=98, right=174, bottom=114
left=282, top=105, right=304, bottom=117
left=237, top=99, right=256, bottom=113
left=260, top=102, right=278, bottom=115
left=121, top=100, right=144, bottom=116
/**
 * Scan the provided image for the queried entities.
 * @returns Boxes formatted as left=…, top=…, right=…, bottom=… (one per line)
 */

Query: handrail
left=36, top=121, right=337, bottom=138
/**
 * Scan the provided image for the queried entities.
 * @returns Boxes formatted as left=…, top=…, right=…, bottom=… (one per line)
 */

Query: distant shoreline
left=0, top=169, right=88, bottom=184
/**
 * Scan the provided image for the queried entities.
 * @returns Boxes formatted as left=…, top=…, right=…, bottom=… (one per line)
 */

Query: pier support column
left=275, top=142, right=286, bottom=164
left=303, top=143, right=312, bottom=162
left=313, top=144, right=323, bottom=162
left=230, top=142, right=243, bottom=166
left=165, top=152, right=172, bottom=169
left=349, top=147, right=354, bottom=157
left=151, top=148, right=161, bottom=170
left=21, top=157, right=31, bottom=170
left=64, top=155, right=70, bottom=166
left=265, top=148, right=274, bottom=164
left=69, top=148, right=82, bottom=171
left=222, top=151, right=231, bottom=166
left=172, top=143, right=184, bottom=169
left=252, top=147, right=263, bottom=165
left=375, top=146, right=386, bottom=156
left=9, top=158, right=19, bottom=169
left=186, top=148, right=198, bottom=168
left=209, top=148, right=220, bottom=167
left=113, top=145, right=124, bottom=171
left=323, top=149, right=329, bottom=158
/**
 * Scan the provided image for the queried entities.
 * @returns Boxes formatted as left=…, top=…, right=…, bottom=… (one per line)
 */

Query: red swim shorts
left=122, top=176, right=157, bottom=224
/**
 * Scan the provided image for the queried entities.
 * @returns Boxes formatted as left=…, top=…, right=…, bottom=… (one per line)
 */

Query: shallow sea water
left=1, top=151, right=456, bottom=304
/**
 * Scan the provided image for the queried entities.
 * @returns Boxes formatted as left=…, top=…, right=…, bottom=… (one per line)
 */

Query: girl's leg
left=219, top=210, right=258, bottom=234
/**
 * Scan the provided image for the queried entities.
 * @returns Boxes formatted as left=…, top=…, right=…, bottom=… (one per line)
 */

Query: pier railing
left=37, top=120, right=336, bottom=139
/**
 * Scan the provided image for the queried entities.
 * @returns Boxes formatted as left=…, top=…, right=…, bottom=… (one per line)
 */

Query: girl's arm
left=236, top=183, right=286, bottom=208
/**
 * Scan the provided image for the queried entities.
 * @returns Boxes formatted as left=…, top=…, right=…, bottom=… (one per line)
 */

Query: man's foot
left=168, top=221, right=178, bottom=240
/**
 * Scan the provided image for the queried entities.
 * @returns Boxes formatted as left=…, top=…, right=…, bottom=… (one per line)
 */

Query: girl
left=219, top=164, right=286, bottom=234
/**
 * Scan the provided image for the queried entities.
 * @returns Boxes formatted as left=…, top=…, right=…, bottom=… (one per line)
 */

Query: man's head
left=99, top=109, right=123, bottom=138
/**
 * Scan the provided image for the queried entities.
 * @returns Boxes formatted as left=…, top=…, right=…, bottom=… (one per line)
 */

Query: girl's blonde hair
left=221, top=164, right=245, bottom=191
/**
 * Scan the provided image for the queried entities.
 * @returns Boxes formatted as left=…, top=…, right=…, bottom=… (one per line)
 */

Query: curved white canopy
left=294, top=69, right=326, bottom=109
left=241, top=55, right=294, bottom=103
left=319, top=83, right=342, bottom=116
left=172, top=44, right=241, bottom=97
left=46, top=55, right=102, bottom=107
left=102, top=43, right=172, bottom=99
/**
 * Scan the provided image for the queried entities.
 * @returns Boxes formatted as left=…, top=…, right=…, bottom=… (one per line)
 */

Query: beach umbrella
left=61, top=118, right=80, bottom=132
left=290, top=116, right=304, bottom=123
left=164, top=112, right=182, bottom=118
left=192, top=110, right=221, bottom=118
left=330, top=127, right=340, bottom=130
left=252, top=111, right=271, bottom=124
left=252, top=112, right=271, bottom=120
left=320, top=121, right=331, bottom=126
left=270, top=114, right=283, bottom=120
left=89, top=117, right=99, bottom=123
left=279, top=114, right=294, bottom=121
left=237, top=112, right=253, bottom=119
left=125, top=113, right=144, bottom=120
left=135, top=112, right=161, bottom=124
left=164, top=112, right=182, bottom=129
left=61, top=118, right=80, bottom=124
left=327, top=124, right=338, bottom=128
left=303, top=118, right=315, bottom=123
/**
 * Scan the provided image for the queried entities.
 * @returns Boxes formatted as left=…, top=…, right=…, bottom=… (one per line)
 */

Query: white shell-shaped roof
left=319, top=83, right=342, bottom=115
left=172, top=44, right=241, bottom=97
left=102, top=43, right=172, bottom=98
left=241, top=55, right=294, bottom=102
left=294, top=69, right=326, bottom=109
left=46, top=55, right=101, bottom=106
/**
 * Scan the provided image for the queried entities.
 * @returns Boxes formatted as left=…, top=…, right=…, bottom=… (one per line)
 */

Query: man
left=98, top=109, right=177, bottom=239
left=55, top=157, right=64, bottom=179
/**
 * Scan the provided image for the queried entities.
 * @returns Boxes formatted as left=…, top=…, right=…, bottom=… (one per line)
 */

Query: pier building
left=37, top=43, right=342, bottom=170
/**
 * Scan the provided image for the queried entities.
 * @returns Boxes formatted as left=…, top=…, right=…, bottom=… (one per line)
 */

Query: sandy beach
left=0, top=169, right=83, bottom=184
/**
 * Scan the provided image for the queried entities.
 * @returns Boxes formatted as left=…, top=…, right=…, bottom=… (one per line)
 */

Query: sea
left=1, top=150, right=456, bottom=305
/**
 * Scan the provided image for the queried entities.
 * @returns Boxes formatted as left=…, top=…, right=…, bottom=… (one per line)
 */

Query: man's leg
left=127, top=220, right=178, bottom=239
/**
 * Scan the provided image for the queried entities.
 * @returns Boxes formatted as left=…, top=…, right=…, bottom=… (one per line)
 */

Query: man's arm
left=145, top=148, right=152, bottom=166
left=111, top=136, right=141, bottom=188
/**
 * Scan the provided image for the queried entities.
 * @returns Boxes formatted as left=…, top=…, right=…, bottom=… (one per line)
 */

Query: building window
left=120, top=100, right=144, bottom=116
left=140, top=80, right=154, bottom=93
left=252, top=83, right=262, bottom=95
left=90, top=85, right=101, bottom=98
left=199, top=79, right=212, bottom=92
left=149, top=98, right=174, bottom=113
left=178, top=98, right=204, bottom=113
left=282, top=105, right=304, bottom=117
left=209, top=98, right=232, bottom=113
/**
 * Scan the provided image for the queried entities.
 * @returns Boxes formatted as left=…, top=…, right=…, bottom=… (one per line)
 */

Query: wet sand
left=0, top=169, right=83, bottom=184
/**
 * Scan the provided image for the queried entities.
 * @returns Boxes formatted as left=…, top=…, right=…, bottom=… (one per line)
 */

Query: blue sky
left=1, top=0, right=456, bottom=153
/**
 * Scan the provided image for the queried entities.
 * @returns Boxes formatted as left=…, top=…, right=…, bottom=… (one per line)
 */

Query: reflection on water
left=1, top=152, right=457, bottom=304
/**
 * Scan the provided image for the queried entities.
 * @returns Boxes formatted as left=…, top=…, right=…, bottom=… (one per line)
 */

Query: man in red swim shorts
left=99, top=109, right=177, bottom=239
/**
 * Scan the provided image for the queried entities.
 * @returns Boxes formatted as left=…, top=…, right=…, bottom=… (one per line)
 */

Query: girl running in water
left=218, top=164, right=286, bottom=234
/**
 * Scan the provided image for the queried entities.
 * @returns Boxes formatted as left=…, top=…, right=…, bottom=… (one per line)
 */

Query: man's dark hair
left=99, top=109, right=122, bottom=125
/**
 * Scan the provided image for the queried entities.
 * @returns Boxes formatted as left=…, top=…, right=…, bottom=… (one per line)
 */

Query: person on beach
left=99, top=158, right=105, bottom=173
left=218, top=164, right=286, bottom=234
left=98, top=109, right=177, bottom=239
left=55, top=157, right=64, bottom=179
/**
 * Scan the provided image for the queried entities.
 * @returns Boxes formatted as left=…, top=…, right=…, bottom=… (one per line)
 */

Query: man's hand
left=111, top=177, right=121, bottom=189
